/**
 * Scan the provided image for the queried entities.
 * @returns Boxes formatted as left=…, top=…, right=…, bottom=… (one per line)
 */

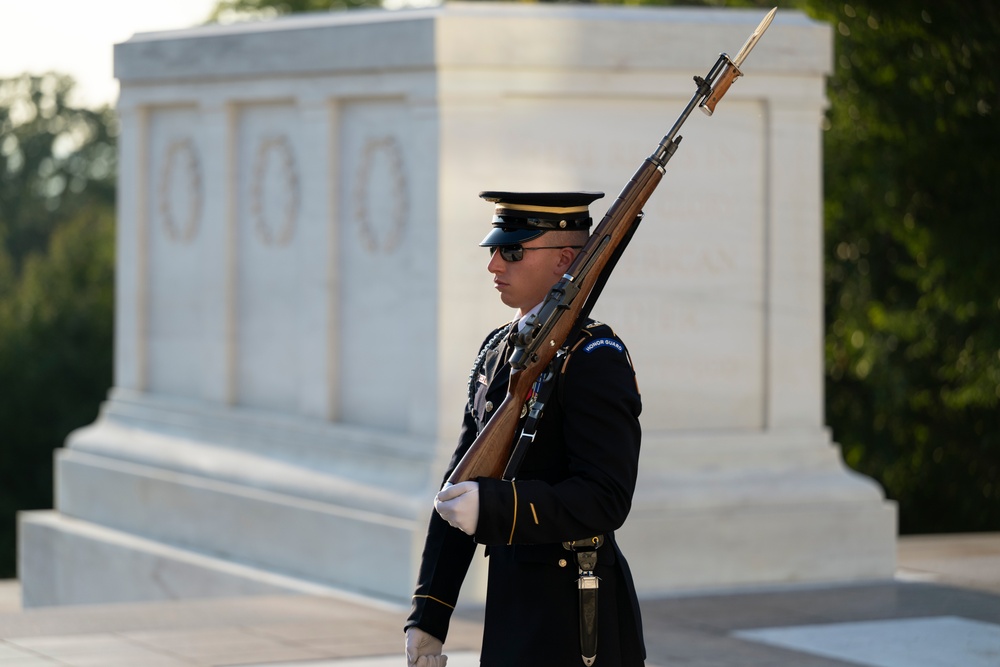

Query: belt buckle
left=562, top=535, right=605, bottom=551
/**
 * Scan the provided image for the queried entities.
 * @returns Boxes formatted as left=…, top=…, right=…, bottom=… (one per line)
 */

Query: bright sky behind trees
left=0, top=0, right=218, bottom=107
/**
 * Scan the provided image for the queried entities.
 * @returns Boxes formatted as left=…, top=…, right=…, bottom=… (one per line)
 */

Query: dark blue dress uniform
left=406, top=317, right=646, bottom=666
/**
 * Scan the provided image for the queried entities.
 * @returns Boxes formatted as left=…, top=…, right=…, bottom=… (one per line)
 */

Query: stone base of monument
left=619, top=431, right=897, bottom=595
left=19, top=390, right=443, bottom=607
left=18, top=512, right=366, bottom=607
left=20, top=393, right=893, bottom=607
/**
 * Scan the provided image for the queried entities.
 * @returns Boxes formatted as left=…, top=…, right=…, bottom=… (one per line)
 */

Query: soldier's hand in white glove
left=405, top=626, right=448, bottom=667
left=434, top=481, right=479, bottom=536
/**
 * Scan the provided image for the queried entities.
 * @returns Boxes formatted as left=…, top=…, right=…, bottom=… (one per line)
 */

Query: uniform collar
left=516, top=302, right=544, bottom=333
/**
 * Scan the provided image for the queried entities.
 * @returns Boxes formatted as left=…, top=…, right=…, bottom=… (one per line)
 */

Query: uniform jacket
left=407, top=319, right=645, bottom=667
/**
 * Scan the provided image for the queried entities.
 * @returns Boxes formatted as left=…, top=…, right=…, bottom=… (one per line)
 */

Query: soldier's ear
left=556, top=246, right=578, bottom=271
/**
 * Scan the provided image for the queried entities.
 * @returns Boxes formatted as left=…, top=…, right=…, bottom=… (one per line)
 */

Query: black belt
left=563, top=536, right=604, bottom=666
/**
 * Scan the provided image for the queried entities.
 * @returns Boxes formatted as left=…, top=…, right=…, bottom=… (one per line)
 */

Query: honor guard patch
left=583, top=338, right=624, bottom=354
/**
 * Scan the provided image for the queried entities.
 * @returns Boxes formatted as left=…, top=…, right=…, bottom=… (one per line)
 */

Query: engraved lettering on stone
left=251, top=135, right=300, bottom=247
left=353, top=135, right=408, bottom=254
left=616, top=245, right=738, bottom=279
left=620, top=301, right=699, bottom=334
left=158, top=138, right=203, bottom=244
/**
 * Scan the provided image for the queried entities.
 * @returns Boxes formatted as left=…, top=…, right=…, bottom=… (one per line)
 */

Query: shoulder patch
left=583, top=337, right=624, bottom=354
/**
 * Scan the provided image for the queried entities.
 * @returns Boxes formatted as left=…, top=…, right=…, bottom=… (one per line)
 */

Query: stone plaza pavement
left=1, top=533, right=998, bottom=666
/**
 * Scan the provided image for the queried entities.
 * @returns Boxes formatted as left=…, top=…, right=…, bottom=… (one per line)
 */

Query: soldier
left=405, top=191, right=645, bottom=667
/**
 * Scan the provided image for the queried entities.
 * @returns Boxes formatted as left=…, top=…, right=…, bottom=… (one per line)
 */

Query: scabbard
left=579, top=568, right=599, bottom=666
left=564, top=538, right=603, bottom=666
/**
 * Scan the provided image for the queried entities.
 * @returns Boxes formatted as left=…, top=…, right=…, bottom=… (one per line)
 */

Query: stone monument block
left=18, top=4, right=896, bottom=608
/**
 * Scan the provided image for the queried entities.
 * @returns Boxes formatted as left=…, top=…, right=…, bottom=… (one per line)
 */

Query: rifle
left=448, top=8, right=778, bottom=484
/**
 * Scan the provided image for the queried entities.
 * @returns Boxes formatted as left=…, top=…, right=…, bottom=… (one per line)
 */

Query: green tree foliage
left=0, top=74, right=116, bottom=272
left=0, top=74, right=116, bottom=577
left=207, top=0, right=380, bottom=22
left=811, top=1, right=999, bottom=533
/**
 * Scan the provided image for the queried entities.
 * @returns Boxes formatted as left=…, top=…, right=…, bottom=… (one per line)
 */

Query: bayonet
left=699, top=7, right=778, bottom=116
left=733, top=7, right=778, bottom=68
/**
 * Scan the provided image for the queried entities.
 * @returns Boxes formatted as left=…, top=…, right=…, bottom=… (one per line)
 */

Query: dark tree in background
left=810, top=1, right=999, bottom=532
left=0, top=74, right=116, bottom=577
left=207, top=0, right=380, bottom=22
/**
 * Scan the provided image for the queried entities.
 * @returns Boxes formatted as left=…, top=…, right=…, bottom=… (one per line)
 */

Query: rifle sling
left=500, top=354, right=561, bottom=481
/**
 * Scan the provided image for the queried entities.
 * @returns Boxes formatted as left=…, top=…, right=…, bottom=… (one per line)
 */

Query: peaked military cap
left=478, top=191, right=605, bottom=246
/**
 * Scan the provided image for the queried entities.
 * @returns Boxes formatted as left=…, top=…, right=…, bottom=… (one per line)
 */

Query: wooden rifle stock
left=446, top=10, right=775, bottom=484
left=446, top=355, right=547, bottom=481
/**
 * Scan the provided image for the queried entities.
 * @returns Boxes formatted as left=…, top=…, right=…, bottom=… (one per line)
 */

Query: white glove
left=434, top=481, right=480, bottom=536
left=405, top=626, right=448, bottom=667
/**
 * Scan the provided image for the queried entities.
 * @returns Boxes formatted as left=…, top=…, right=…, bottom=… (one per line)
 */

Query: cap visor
left=479, top=227, right=546, bottom=246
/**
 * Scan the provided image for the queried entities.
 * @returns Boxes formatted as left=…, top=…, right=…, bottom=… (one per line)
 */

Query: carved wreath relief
left=353, top=135, right=408, bottom=254
left=158, top=138, right=203, bottom=244
left=251, top=134, right=300, bottom=247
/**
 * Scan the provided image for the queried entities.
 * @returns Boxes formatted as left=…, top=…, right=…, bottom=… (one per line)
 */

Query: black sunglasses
left=488, top=244, right=584, bottom=262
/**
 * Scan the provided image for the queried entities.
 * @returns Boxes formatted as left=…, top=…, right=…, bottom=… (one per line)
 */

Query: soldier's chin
left=496, top=290, right=517, bottom=308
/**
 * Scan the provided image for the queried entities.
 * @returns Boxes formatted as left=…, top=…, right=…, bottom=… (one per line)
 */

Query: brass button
left=558, top=559, right=568, bottom=568
left=485, top=401, right=494, bottom=413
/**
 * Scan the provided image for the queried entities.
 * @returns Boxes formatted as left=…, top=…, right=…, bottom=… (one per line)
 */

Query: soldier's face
left=487, top=235, right=576, bottom=316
